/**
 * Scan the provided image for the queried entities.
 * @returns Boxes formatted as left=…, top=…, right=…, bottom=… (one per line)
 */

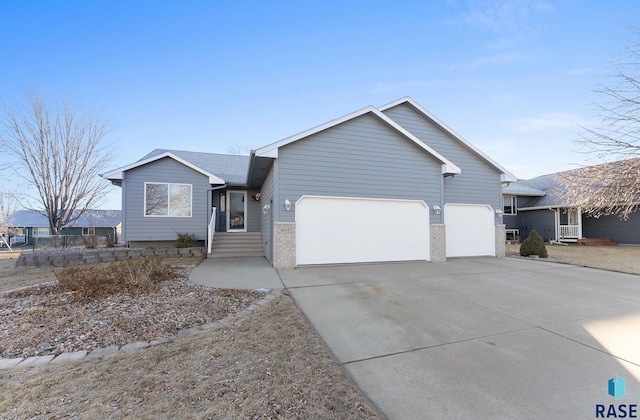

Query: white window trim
left=503, top=195, right=517, bottom=215
left=33, top=227, right=50, bottom=237
left=144, top=182, right=193, bottom=217
left=82, top=227, right=95, bottom=236
left=226, top=190, right=247, bottom=232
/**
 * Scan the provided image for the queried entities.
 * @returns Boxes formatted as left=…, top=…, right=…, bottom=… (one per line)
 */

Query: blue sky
left=1, top=0, right=638, bottom=209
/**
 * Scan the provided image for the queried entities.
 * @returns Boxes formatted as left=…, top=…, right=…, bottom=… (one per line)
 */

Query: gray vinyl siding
left=583, top=212, right=640, bottom=244
left=246, top=190, right=261, bottom=232
left=503, top=214, right=522, bottom=231
left=383, top=104, right=503, bottom=222
left=123, top=157, right=210, bottom=243
left=260, top=164, right=275, bottom=262
left=275, top=113, right=443, bottom=223
left=518, top=209, right=556, bottom=242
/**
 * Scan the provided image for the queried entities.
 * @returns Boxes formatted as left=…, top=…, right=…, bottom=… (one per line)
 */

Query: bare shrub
left=176, top=232, right=198, bottom=248
left=82, top=235, right=100, bottom=249
left=57, top=256, right=180, bottom=302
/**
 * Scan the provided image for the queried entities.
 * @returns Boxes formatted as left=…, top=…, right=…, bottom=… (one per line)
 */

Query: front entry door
left=227, top=191, right=247, bottom=232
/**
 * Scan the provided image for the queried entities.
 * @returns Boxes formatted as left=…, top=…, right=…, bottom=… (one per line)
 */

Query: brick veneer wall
left=430, top=224, right=446, bottom=262
left=495, top=224, right=506, bottom=258
left=273, top=222, right=296, bottom=269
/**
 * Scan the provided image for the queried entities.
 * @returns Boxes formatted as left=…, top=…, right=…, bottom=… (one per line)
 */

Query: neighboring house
left=4, top=210, right=122, bottom=246
left=502, top=164, right=640, bottom=244
left=102, top=97, right=516, bottom=268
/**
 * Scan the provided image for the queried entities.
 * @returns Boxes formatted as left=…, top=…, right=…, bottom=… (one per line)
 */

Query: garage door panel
left=296, top=196, right=430, bottom=265
left=445, top=204, right=495, bottom=257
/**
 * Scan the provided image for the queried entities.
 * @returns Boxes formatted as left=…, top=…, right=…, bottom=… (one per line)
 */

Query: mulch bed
left=0, top=269, right=264, bottom=359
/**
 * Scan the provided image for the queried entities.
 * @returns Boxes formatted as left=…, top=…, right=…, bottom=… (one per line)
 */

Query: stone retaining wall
left=16, top=247, right=207, bottom=267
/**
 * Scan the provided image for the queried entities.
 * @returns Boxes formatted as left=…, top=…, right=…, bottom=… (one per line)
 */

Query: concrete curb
left=0, top=289, right=281, bottom=370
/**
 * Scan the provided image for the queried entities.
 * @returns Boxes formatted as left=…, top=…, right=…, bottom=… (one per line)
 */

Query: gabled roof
left=141, top=150, right=249, bottom=185
left=502, top=179, right=546, bottom=196
left=5, top=210, right=121, bottom=228
left=101, top=150, right=248, bottom=185
left=379, top=97, right=517, bottom=183
left=505, top=159, right=640, bottom=210
left=254, top=105, right=462, bottom=176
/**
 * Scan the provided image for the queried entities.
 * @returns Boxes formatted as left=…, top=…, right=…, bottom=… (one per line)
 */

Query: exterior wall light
left=495, top=209, right=503, bottom=216
left=284, top=199, right=292, bottom=211
left=433, top=205, right=441, bottom=215
left=262, top=204, right=270, bottom=214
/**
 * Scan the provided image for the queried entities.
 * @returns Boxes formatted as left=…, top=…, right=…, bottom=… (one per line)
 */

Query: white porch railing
left=207, top=208, right=217, bottom=254
left=559, top=225, right=580, bottom=239
left=10, top=235, right=25, bottom=246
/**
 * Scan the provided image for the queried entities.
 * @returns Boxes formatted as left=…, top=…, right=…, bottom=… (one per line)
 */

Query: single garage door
left=296, top=196, right=430, bottom=265
left=444, top=203, right=495, bottom=257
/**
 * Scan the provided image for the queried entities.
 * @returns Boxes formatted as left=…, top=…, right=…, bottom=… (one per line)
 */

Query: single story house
left=502, top=163, right=640, bottom=244
left=3, top=209, right=122, bottom=246
left=102, top=97, right=517, bottom=268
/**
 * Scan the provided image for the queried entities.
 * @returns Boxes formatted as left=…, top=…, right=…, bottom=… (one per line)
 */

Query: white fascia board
left=380, top=97, right=516, bottom=180
left=100, top=152, right=226, bottom=184
left=254, top=105, right=461, bottom=175
left=500, top=173, right=518, bottom=183
left=371, top=107, right=461, bottom=175
left=518, top=205, right=564, bottom=211
left=254, top=106, right=380, bottom=158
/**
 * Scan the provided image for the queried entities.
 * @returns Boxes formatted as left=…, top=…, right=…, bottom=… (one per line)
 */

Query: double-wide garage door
left=296, top=196, right=430, bottom=265
left=444, top=203, right=495, bottom=257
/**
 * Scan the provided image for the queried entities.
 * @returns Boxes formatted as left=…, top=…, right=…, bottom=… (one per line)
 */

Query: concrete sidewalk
left=279, top=258, right=640, bottom=419
left=189, top=256, right=284, bottom=290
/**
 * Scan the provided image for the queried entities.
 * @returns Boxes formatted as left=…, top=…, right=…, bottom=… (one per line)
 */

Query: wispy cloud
left=447, top=0, right=556, bottom=48
left=369, top=80, right=438, bottom=94
left=449, top=51, right=532, bottom=70
left=505, top=112, right=585, bottom=132
left=457, top=0, right=555, bottom=34
left=564, top=67, right=592, bottom=76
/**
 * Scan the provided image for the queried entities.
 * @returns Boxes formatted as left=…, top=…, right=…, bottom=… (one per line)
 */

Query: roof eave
left=254, top=105, right=461, bottom=173
left=101, top=152, right=226, bottom=185
left=380, top=97, right=516, bottom=181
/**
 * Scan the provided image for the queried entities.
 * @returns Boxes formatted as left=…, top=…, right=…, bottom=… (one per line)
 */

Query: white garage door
left=296, top=196, right=430, bottom=265
left=444, top=204, right=495, bottom=257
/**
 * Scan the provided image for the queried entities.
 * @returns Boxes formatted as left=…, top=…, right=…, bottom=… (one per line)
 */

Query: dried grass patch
left=0, top=253, right=57, bottom=293
left=0, top=295, right=378, bottom=419
left=506, top=243, right=640, bottom=275
left=56, top=256, right=181, bottom=301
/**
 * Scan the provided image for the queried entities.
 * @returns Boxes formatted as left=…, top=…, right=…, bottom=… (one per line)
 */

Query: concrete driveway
left=278, top=258, right=640, bottom=419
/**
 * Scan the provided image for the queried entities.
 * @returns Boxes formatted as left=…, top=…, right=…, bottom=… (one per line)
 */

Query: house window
left=82, top=227, right=95, bottom=236
left=33, top=227, right=50, bottom=237
left=503, top=196, right=517, bottom=215
left=145, top=183, right=192, bottom=217
left=9, top=227, right=24, bottom=236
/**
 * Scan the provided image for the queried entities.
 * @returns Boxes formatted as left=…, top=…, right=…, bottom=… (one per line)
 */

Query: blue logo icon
left=609, top=375, right=626, bottom=400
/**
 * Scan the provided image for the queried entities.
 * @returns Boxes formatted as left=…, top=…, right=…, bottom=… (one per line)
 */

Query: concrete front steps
left=210, top=232, right=264, bottom=258
left=577, top=238, right=617, bottom=246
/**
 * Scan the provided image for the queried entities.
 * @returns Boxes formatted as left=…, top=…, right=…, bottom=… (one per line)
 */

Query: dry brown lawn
left=0, top=252, right=206, bottom=293
left=0, top=252, right=58, bottom=292
left=506, top=243, right=640, bottom=275
left=0, top=252, right=379, bottom=419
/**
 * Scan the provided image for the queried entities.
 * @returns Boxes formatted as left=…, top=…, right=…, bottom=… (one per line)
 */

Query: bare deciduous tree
left=0, top=192, right=19, bottom=234
left=0, top=91, right=113, bottom=234
left=557, top=31, right=640, bottom=219
left=555, top=158, right=640, bottom=219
